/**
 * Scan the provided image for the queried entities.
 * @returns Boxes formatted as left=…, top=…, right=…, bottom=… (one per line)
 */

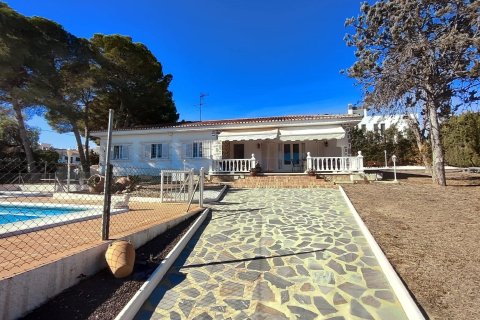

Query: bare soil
left=22, top=213, right=200, bottom=320
left=343, top=170, right=480, bottom=320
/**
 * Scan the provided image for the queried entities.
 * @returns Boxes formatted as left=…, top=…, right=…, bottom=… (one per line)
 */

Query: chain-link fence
left=0, top=158, right=203, bottom=279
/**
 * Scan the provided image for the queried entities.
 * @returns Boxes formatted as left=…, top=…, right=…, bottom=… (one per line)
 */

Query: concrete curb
left=338, top=186, right=425, bottom=320
left=208, top=185, right=228, bottom=203
left=114, top=207, right=210, bottom=320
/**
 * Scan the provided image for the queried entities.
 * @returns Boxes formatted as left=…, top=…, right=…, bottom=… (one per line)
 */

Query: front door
left=233, top=144, right=245, bottom=159
left=281, top=143, right=300, bottom=170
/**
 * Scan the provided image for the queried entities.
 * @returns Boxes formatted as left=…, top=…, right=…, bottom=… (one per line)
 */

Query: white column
left=357, top=151, right=364, bottom=173
left=199, top=167, right=204, bottom=208
left=306, top=152, right=313, bottom=171
left=250, top=153, right=256, bottom=170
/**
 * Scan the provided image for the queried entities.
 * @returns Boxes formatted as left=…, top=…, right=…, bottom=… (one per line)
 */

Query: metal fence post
left=188, top=168, right=194, bottom=201
left=199, top=167, right=204, bottom=208
left=160, top=170, right=164, bottom=203
left=102, top=164, right=113, bottom=240
left=102, top=109, right=114, bottom=241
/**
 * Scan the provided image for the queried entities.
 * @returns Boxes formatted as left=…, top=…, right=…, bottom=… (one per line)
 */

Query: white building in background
left=357, top=113, right=416, bottom=135
left=92, top=106, right=365, bottom=175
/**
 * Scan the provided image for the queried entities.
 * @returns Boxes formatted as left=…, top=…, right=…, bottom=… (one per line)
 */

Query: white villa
left=93, top=107, right=365, bottom=175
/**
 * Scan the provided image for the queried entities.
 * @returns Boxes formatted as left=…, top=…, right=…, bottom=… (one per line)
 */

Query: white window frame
left=146, top=143, right=169, bottom=160
left=112, top=144, right=130, bottom=160
left=184, top=140, right=212, bottom=159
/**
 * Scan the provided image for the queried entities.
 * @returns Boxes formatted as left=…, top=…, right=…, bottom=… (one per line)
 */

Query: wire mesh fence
left=0, top=158, right=203, bottom=279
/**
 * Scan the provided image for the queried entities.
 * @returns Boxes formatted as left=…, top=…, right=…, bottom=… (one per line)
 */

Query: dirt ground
left=343, top=170, right=480, bottom=320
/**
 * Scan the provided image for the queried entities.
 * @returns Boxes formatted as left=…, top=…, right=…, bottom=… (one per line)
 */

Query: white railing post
left=209, top=156, right=213, bottom=174
left=199, top=167, right=204, bottom=208
left=357, top=151, right=364, bottom=173
left=307, top=152, right=312, bottom=171
left=250, top=154, right=256, bottom=170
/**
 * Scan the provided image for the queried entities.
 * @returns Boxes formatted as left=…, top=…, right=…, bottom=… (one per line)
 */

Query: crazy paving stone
left=182, top=288, right=201, bottom=298
left=300, top=282, right=314, bottom=292
left=224, top=299, right=250, bottom=310
left=350, top=300, right=374, bottom=320
left=333, top=292, right=348, bottom=305
left=251, top=281, right=275, bottom=301
left=287, top=306, right=319, bottom=320
left=327, top=259, right=346, bottom=275
left=264, top=272, right=294, bottom=289
left=375, top=290, right=396, bottom=302
left=294, top=293, right=312, bottom=304
left=251, top=303, right=289, bottom=320
left=362, top=295, right=381, bottom=308
left=191, top=312, right=213, bottom=320
left=314, top=296, right=338, bottom=316
left=238, top=271, right=261, bottom=281
left=197, top=291, right=216, bottom=307
left=281, top=290, right=290, bottom=304
left=247, top=259, right=271, bottom=271
left=220, top=281, right=245, bottom=297
left=361, top=268, right=390, bottom=289
left=338, top=282, right=367, bottom=298
left=178, top=299, right=195, bottom=317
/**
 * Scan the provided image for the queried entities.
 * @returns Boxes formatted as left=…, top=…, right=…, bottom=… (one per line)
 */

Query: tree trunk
left=12, top=102, right=35, bottom=172
left=72, top=122, right=88, bottom=175
left=428, top=102, right=446, bottom=186
left=407, top=116, right=431, bottom=173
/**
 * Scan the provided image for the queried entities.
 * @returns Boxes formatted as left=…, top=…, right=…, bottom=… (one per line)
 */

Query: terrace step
left=232, top=175, right=336, bottom=189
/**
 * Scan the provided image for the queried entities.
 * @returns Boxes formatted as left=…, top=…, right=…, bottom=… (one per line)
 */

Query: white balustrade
left=212, top=158, right=253, bottom=173
left=306, top=151, right=364, bottom=173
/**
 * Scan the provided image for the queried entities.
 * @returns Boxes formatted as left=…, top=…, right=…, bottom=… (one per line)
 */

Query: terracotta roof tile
left=92, top=113, right=362, bottom=133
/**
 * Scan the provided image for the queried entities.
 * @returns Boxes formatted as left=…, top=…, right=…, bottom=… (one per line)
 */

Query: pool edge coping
left=114, top=207, right=211, bottom=320
left=338, top=186, right=425, bottom=320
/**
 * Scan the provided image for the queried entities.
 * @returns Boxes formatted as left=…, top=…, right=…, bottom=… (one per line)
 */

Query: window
left=193, top=142, right=203, bottom=158
left=146, top=143, right=169, bottom=159
left=380, top=123, right=386, bottom=135
left=185, top=141, right=211, bottom=158
left=361, top=124, right=367, bottom=132
left=373, top=124, right=379, bottom=133
left=113, top=145, right=129, bottom=160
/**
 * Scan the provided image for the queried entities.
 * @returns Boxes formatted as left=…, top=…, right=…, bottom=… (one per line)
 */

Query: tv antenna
left=197, top=93, right=208, bottom=121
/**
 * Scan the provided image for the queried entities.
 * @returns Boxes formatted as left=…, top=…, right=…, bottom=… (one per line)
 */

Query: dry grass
left=343, top=171, right=480, bottom=320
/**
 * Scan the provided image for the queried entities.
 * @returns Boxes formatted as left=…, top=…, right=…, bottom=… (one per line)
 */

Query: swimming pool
left=0, top=202, right=129, bottom=237
left=0, top=204, right=88, bottom=225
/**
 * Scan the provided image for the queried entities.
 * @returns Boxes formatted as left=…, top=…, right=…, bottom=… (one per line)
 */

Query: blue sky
left=6, top=0, right=364, bottom=148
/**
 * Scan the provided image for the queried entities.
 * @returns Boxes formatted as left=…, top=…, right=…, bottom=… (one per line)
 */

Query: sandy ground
left=343, top=171, right=480, bottom=320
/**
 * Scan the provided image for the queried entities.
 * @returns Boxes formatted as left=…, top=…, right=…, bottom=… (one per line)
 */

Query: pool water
left=0, top=204, right=87, bottom=225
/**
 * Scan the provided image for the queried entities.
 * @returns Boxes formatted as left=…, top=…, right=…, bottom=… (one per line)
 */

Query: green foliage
left=442, top=112, right=480, bottom=167
left=89, top=34, right=178, bottom=130
left=351, top=127, right=420, bottom=166
left=0, top=112, right=39, bottom=157
left=34, top=149, right=59, bottom=163
left=88, top=149, right=99, bottom=165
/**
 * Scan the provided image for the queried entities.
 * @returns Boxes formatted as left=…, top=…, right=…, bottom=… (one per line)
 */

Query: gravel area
left=22, top=213, right=200, bottom=320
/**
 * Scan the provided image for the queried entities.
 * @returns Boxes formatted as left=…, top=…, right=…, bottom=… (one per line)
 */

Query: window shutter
left=144, top=144, right=151, bottom=159
left=185, top=143, right=193, bottom=158
left=202, top=141, right=210, bottom=158
left=163, top=143, right=169, bottom=159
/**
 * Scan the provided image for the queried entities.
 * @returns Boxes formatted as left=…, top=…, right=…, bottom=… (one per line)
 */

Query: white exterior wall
left=99, top=130, right=217, bottom=174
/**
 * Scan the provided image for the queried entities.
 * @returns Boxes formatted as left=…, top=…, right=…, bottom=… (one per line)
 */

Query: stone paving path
left=135, top=188, right=408, bottom=320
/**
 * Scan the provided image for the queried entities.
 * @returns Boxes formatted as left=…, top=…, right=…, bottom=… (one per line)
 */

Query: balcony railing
left=211, top=155, right=256, bottom=173
left=306, top=151, right=364, bottom=172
